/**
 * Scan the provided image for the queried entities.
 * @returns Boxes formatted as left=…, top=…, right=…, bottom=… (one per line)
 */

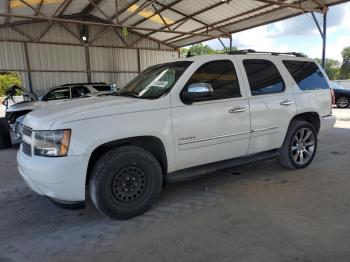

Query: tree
left=315, top=58, right=341, bottom=80
left=0, top=72, right=22, bottom=97
left=180, top=43, right=237, bottom=57
left=339, top=46, right=350, bottom=80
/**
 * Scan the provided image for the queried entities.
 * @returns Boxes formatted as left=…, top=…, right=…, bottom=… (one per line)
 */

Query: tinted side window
left=243, top=59, right=285, bottom=96
left=93, top=85, right=112, bottom=92
left=47, top=88, right=70, bottom=100
left=71, top=86, right=90, bottom=98
left=283, top=60, right=329, bottom=90
left=185, top=60, right=241, bottom=101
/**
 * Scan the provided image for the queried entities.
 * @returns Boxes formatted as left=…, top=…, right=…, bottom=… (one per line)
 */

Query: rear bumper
left=319, top=115, right=336, bottom=134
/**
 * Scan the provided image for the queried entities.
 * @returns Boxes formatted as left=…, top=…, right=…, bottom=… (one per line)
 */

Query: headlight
left=33, top=129, right=71, bottom=157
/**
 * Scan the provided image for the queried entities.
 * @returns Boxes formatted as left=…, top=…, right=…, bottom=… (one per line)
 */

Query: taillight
left=331, top=89, right=335, bottom=105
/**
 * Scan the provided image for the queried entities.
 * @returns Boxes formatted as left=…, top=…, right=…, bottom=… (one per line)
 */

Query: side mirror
left=182, top=83, right=214, bottom=104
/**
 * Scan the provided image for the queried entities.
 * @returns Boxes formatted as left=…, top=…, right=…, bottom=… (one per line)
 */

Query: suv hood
left=23, top=95, right=167, bottom=130
left=6, top=101, right=38, bottom=113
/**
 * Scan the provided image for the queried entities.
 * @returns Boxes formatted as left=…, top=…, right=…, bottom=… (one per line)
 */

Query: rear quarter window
left=283, top=60, right=329, bottom=90
left=93, top=85, right=112, bottom=92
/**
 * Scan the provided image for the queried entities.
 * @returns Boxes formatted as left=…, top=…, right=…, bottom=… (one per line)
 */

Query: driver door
left=171, top=59, right=251, bottom=170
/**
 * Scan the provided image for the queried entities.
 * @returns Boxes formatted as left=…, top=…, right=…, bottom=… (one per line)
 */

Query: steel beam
left=132, top=0, right=183, bottom=27
left=81, top=0, right=103, bottom=14
left=152, top=3, right=171, bottom=31
left=119, top=0, right=156, bottom=25
left=155, top=1, right=230, bottom=36
left=35, top=0, right=45, bottom=16
left=0, top=13, right=221, bottom=38
left=57, top=0, right=73, bottom=16
left=311, top=10, right=327, bottom=68
left=165, top=2, right=275, bottom=43
left=253, top=0, right=320, bottom=12
left=146, top=0, right=228, bottom=38
left=18, top=0, right=47, bottom=17
left=6, top=0, right=10, bottom=24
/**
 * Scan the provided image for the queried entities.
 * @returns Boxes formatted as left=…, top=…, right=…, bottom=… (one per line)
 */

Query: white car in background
left=4, top=83, right=118, bottom=138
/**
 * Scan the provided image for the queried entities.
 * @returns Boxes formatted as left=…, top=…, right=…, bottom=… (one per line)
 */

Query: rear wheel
left=279, top=120, right=317, bottom=169
left=336, top=96, right=349, bottom=108
left=89, top=146, right=163, bottom=220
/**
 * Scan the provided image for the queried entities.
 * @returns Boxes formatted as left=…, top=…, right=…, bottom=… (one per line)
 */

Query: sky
left=204, top=2, right=350, bottom=62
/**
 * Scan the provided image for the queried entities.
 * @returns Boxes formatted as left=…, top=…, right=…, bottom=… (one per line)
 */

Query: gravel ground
left=0, top=108, right=349, bottom=262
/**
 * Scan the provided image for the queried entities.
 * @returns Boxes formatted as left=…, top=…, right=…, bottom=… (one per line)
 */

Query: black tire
left=89, top=146, right=163, bottom=220
left=0, top=118, right=12, bottom=150
left=336, top=96, right=350, bottom=108
left=279, top=120, right=317, bottom=169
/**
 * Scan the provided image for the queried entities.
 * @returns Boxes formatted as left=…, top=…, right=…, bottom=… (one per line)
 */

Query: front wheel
left=89, top=146, right=163, bottom=220
left=279, top=120, right=317, bottom=169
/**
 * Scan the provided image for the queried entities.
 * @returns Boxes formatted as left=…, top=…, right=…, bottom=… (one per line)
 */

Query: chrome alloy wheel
left=337, top=97, right=349, bottom=108
left=291, top=127, right=315, bottom=165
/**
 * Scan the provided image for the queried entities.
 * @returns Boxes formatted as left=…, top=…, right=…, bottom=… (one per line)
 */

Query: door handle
left=280, top=99, right=294, bottom=106
left=229, top=107, right=247, bottom=113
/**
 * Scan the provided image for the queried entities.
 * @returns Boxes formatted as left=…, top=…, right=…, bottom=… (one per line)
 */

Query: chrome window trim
left=178, top=126, right=279, bottom=145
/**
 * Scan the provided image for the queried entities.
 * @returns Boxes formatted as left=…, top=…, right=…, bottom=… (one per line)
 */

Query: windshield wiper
left=118, top=91, right=141, bottom=98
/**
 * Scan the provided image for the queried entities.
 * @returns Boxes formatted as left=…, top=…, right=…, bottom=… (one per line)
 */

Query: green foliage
left=180, top=43, right=237, bottom=57
left=315, top=58, right=341, bottom=80
left=0, top=72, right=22, bottom=97
left=339, top=46, right=350, bottom=80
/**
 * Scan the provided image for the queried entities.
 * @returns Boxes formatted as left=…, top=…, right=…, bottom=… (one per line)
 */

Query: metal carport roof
left=0, top=0, right=348, bottom=49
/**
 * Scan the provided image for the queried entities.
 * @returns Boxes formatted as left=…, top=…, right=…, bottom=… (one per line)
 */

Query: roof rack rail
left=226, top=49, right=306, bottom=57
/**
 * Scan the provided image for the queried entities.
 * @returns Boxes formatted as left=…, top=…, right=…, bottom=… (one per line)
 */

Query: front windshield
left=122, top=61, right=192, bottom=99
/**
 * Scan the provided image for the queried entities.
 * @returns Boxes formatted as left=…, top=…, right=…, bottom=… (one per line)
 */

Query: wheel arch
left=86, top=136, right=168, bottom=184
left=289, top=112, right=320, bottom=133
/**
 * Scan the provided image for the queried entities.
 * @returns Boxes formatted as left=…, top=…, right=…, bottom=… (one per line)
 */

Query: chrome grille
left=22, top=126, right=32, bottom=137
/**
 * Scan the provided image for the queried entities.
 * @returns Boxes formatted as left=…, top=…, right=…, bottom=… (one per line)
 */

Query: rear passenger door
left=238, top=58, right=296, bottom=154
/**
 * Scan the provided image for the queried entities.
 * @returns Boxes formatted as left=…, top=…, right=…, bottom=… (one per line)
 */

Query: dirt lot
left=0, top=109, right=349, bottom=262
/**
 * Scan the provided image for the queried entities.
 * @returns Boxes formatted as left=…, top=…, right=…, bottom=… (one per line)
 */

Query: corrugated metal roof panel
left=0, top=0, right=347, bottom=48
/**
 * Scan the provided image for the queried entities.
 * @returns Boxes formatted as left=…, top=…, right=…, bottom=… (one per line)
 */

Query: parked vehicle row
left=2, top=83, right=117, bottom=142
left=330, top=82, right=350, bottom=108
left=16, top=51, right=335, bottom=220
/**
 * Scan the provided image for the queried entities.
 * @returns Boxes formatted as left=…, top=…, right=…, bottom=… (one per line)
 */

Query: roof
left=0, top=0, right=348, bottom=48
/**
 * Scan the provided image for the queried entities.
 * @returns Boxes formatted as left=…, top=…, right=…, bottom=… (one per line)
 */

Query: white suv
left=17, top=51, right=336, bottom=220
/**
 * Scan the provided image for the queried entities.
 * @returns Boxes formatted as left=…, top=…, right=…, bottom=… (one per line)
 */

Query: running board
left=166, top=150, right=280, bottom=183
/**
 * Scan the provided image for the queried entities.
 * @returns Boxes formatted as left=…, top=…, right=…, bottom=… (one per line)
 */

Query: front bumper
left=319, top=115, right=336, bottom=134
left=17, top=149, right=89, bottom=202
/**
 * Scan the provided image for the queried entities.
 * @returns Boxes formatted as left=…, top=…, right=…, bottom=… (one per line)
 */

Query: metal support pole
left=322, top=11, right=327, bottom=69
left=230, top=35, right=233, bottom=52
left=85, top=45, right=92, bottom=82
left=218, top=37, right=227, bottom=50
left=23, top=42, right=33, bottom=92
left=311, top=10, right=327, bottom=69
